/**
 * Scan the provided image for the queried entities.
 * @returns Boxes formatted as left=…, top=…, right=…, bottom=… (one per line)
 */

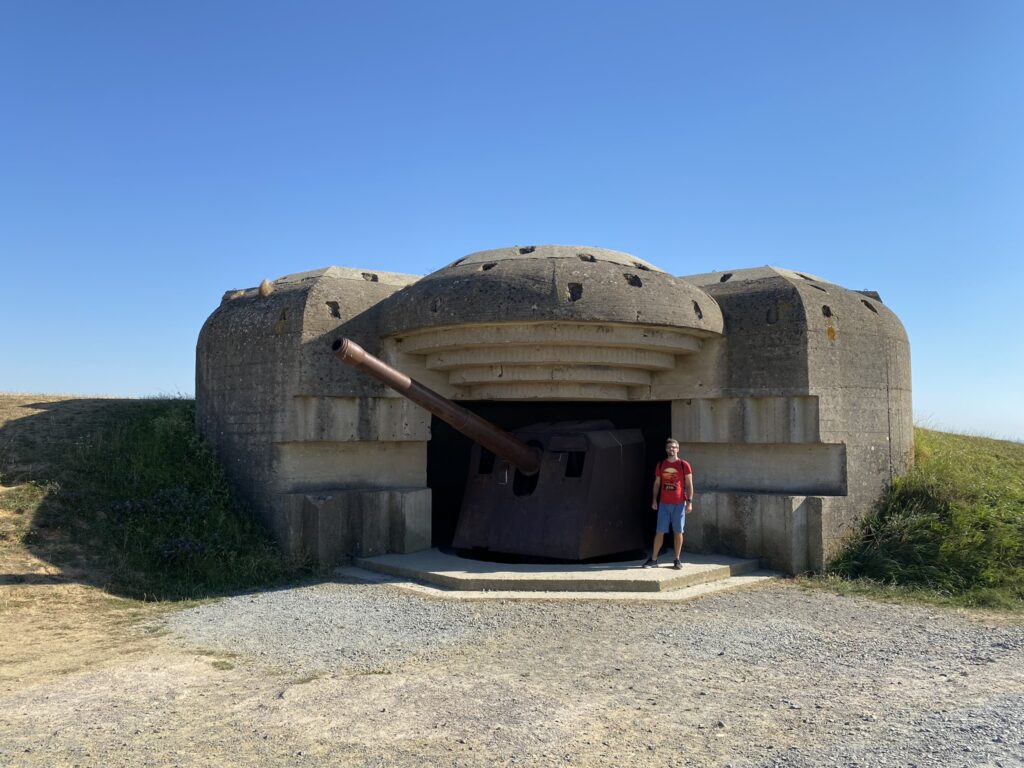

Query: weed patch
left=829, top=429, right=1024, bottom=609
left=27, top=399, right=306, bottom=599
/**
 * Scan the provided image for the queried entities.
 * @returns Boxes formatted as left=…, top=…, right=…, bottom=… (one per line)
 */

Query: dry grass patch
left=0, top=396, right=186, bottom=686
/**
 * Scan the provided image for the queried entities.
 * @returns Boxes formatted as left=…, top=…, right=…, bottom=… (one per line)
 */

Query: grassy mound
left=829, top=429, right=1024, bottom=609
left=3, top=398, right=305, bottom=600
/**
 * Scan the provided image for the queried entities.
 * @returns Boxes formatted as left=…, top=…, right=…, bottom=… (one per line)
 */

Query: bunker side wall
left=802, top=286, right=913, bottom=564
left=197, top=268, right=430, bottom=565
left=196, top=285, right=309, bottom=554
left=681, top=270, right=911, bottom=572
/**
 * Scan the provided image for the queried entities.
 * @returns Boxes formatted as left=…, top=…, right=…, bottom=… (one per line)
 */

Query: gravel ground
left=2, top=579, right=1022, bottom=767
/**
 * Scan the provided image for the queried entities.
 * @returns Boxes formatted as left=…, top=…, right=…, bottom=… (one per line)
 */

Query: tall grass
left=60, top=399, right=304, bottom=599
left=829, top=429, right=1024, bottom=609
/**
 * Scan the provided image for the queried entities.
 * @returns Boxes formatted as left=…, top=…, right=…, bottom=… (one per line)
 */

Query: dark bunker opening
left=426, top=400, right=672, bottom=562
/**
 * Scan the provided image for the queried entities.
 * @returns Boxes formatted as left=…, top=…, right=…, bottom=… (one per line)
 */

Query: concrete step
left=349, top=548, right=773, bottom=596
left=338, top=564, right=779, bottom=602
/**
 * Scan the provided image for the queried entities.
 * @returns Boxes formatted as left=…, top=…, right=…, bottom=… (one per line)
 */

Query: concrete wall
left=196, top=279, right=309, bottom=552
left=197, top=266, right=431, bottom=563
left=681, top=267, right=913, bottom=571
left=798, top=276, right=912, bottom=564
left=197, top=252, right=912, bottom=574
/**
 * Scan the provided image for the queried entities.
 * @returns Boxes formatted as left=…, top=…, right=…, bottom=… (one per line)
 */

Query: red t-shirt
left=656, top=459, right=692, bottom=504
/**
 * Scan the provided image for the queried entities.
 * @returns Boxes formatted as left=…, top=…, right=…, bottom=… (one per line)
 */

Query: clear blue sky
left=2, top=1, right=1022, bottom=440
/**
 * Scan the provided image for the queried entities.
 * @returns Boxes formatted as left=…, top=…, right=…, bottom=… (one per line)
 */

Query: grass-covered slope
left=829, top=429, right=1024, bottom=609
left=4, top=396, right=1021, bottom=609
left=0, top=397, right=304, bottom=600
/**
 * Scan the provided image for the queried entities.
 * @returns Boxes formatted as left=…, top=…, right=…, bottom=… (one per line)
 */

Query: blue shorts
left=657, top=502, right=686, bottom=534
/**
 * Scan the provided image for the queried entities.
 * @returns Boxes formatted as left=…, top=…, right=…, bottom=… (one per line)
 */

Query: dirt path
left=2, top=577, right=1023, bottom=768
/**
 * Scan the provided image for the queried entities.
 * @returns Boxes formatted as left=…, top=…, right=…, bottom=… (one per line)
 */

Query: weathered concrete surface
left=686, top=493, right=825, bottom=575
left=350, top=548, right=763, bottom=593
left=196, top=266, right=424, bottom=560
left=338, top=564, right=780, bottom=602
left=297, top=489, right=431, bottom=563
left=377, top=245, right=723, bottom=338
left=683, top=442, right=847, bottom=495
left=197, top=249, right=913, bottom=574
left=685, top=267, right=913, bottom=569
left=376, top=246, right=723, bottom=403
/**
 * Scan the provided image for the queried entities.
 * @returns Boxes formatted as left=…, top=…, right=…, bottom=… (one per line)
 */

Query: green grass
left=827, top=429, right=1024, bottom=610
left=8, top=397, right=1021, bottom=610
left=9, top=399, right=306, bottom=600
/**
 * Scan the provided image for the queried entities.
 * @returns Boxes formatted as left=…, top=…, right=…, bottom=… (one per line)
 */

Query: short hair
left=665, top=438, right=680, bottom=446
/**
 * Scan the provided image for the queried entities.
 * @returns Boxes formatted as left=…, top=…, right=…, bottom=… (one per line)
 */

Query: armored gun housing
left=334, top=338, right=647, bottom=560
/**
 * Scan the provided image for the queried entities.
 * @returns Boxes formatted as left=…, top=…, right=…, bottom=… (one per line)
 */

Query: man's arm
left=685, top=472, right=695, bottom=507
left=651, top=476, right=661, bottom=510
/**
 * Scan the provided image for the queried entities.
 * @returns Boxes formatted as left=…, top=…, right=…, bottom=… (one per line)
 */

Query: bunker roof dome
left=376, top=245, right=723, bottom=337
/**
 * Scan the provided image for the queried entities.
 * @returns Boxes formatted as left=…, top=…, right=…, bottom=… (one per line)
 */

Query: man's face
left=665, top=441, right=679, bottom=459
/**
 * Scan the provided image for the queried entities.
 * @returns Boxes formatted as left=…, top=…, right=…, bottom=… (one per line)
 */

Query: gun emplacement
left=332, top=337, right=541, bottom=476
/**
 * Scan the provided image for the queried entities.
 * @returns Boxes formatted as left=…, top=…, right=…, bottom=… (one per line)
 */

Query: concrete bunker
left=196, top=245, right=912, bottom=574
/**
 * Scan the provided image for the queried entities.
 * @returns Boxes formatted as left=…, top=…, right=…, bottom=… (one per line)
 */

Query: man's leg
left=650, top=532, right=665, bottom=562
left=671, top=504, right=685, bottom=568
left=646, top=503, right=670, bottom=564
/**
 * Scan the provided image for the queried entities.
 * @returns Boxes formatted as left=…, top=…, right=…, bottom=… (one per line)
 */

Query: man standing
left=643, top=438, right=694, bottom=570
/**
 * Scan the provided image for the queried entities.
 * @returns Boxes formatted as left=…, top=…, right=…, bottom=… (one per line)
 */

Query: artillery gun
left=333, top=338, right=646, bottom=560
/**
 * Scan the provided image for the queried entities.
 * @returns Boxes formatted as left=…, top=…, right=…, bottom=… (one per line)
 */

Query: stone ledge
left=338, top=564, right=780, bottom=602
left=350, top=548, right=764, bottom=593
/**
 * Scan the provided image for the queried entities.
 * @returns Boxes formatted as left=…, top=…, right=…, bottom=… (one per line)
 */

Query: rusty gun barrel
left=333, top=338, right=542, bottom=476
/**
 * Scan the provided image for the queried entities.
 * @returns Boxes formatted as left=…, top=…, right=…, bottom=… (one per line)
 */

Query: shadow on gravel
left=0, top=397, right=307, bottom=601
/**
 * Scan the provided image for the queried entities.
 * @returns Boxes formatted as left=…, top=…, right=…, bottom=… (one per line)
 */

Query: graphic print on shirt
left=662, top=466, right=680, bottom=492
left=657, top=459, right=691, bottom=504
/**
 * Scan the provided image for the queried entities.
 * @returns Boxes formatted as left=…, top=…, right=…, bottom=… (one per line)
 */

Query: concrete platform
left=344, top=548, right=778, bottom=600
left=338, top=564, right=779, bottom=602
